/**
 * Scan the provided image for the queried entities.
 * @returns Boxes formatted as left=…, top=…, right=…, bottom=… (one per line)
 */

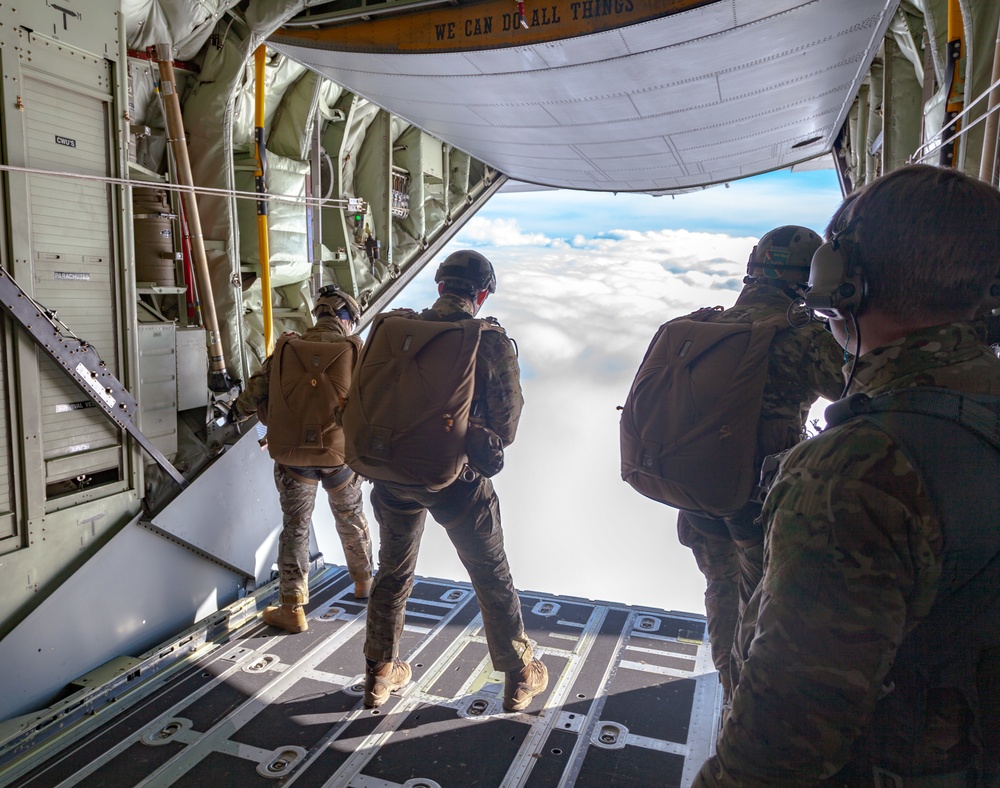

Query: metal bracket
left=0, top=266, right=188, bottom=488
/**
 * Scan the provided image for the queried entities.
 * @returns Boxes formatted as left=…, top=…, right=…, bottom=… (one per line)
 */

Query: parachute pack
left=265, top=333, right=361, bottom=467
left=619, top=306, right=789, bottom=516
left=342, top=309, right=501, bottom=490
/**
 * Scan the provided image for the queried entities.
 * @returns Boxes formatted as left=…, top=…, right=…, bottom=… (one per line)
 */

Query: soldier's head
left=435, top=250, right=496, bottom=313
left=746, top=225, right=822, bottom=285
left=821, top=164, right=1000, bottom=325
left=313, top=284, right=361, bottom=331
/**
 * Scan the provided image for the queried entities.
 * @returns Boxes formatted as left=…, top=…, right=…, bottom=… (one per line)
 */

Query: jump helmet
left=434, top=250, right=497, bottom=295
left=746, top=225, right=822, bottom=284
left=313, top=284, right=361, bottom=323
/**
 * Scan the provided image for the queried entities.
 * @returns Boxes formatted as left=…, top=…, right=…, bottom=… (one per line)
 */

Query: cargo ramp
left=0, top=567, right=716, bottom=787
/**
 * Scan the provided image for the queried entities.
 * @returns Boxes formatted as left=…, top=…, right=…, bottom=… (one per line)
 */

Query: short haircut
left=837, top=164, right=1000, bottom=322
left=824, top=191, right=860, bottom=241
left=439, top=279, right=478, bottom=299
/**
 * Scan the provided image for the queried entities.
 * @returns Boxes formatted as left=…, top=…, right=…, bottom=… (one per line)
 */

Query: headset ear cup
left=806, top=241, right=848, bottom=313
left=806, top=236, right=865, bottom=317
left=981, top=272, right=1000, bottom=312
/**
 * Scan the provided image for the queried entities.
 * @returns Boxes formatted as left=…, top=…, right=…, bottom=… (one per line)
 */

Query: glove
left=466, top=423, right=504, bottom=477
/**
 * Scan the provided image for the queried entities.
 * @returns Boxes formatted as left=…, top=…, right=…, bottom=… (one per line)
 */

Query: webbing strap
left=827, top=387, right=1000, bottom=598
left=826, top=387, right=1000, bottom=451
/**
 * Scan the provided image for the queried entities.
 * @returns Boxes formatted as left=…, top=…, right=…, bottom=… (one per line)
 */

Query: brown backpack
left=342, top=309, right=493, bottom=490
left=265, top=333, right=361, bottom=467
left=619, top=307, right=789, bottom=516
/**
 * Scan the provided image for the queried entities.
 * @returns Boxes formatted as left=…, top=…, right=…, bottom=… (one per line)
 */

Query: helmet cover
left=747, top=225, right=822, bottom=283
left=434, top=250, right=497, bottom=294
left=313, top=284, right=361, bottom=322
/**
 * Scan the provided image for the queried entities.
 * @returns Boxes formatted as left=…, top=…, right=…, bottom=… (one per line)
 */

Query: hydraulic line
left=939, top=0, right=965, bottom=167
left=980, top=14, right=1000, bottom=184
left=179, top=200, right=202, bottom=325
left=153, top=42, right=232, bottom=392
left=254, top=45, right=275, bottom=354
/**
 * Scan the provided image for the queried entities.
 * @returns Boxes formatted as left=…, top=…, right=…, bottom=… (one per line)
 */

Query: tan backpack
left=265, top=333, right=361, bottom=467
left=619, top=307, right=789, bottom=516
left=342, top=309, right=493, bottom=490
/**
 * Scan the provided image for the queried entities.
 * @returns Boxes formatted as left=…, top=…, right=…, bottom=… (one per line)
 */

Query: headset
left=804, top=219, right=868, bottom=397
left=804, top=221, right=868, bottom=320
left=982, top=271, right=1000, bottom=314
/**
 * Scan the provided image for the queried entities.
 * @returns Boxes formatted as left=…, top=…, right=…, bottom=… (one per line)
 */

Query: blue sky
left=361, top=166, right=845, bottom=616
left=478, top=169, right=842, bottom=238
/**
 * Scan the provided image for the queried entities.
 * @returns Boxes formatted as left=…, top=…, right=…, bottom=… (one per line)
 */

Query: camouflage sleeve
left=478, top=328, right=524, bottom=447
left=693, top=423, right=939, bottom=786
left=233, top=356, right=272, bottom=419
left=806, top=322, right=847, bottom=402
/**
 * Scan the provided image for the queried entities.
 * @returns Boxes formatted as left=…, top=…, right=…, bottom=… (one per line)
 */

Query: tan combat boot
left=262, top=603, right=308, bottom=634
left=503, top=658, right=548, bottom=712
left=364, top=660, right=411, bottom=708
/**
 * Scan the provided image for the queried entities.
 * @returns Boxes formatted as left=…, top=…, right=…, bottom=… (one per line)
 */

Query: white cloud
left=460, top=227, right=763, bottom=613
left=460, top=216, right=557, bottom=247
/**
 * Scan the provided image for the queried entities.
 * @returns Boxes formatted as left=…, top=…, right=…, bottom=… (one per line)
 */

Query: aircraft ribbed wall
left=24, top=68, right=123, bottom=487
left=0, top=319, right=12, bottom=543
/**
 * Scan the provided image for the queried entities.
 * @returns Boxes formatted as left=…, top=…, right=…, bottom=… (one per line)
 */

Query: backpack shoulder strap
left=480, top=315, right=507, bottom=335
left=826, top=387, right=1000, bottom=451
left=684, top=305, right=724, bottom=323
left=479, top=315, right=517, bottom=354
left=825, top=387, right=1000, bottom=595
left=272, top=332, right=295, bottom=356
left=269, top=332, right=297, bottom=383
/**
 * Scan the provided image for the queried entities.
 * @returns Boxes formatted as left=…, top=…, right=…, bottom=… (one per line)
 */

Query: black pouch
left=466, top=423, right=504, bottom=477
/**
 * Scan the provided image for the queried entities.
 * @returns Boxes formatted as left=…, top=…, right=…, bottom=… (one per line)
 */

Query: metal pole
left=254, top=45, right=275, bottom=354
left=153, top=43, right=231, bottom=392
left=939, top=0, right=965, bottom=167
left=979, top=15, right=1000, bottom=184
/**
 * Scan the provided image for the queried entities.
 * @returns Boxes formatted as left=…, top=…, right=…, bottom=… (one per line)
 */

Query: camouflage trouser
left=365, top=473, right=533, bottom=672
left=677, top=511, right=764, bottom=700
left=273, top=463, right=373, bottom=606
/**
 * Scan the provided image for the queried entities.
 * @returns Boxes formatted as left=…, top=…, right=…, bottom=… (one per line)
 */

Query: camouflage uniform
left=676, top=513, right=744, bottom=696
left=681, top=280, right=844, bottom=697
left=694, top=323, right=1000, bottom=786
left=364, top=293, right=534, bottom=672
left=234, top=317, right=373, bottom=605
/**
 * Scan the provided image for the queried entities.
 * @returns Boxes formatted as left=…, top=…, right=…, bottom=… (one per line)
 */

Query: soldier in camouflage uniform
left=233, top=285, right=373, bottom=635
left=362, top=250, right=548, bottom=712
left=694, top=164, right=1000, bottom=785
left=678, top=226, right=845, bottom=700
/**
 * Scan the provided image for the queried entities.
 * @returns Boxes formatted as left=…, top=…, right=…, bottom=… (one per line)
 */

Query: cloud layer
left=347, top=172, right=844, bottom=615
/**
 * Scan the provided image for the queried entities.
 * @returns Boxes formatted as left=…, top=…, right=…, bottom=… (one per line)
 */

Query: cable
left=0, top=163, right=354, bottom=210
left=840, top=312, right=861, bottom=399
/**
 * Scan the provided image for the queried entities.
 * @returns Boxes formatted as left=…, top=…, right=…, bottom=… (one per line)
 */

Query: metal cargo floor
left=1, top=568, right=719, bottom=787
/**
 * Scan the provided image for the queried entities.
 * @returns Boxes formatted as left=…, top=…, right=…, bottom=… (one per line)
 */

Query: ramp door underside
left=3, top=568, right=717, bottom=787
